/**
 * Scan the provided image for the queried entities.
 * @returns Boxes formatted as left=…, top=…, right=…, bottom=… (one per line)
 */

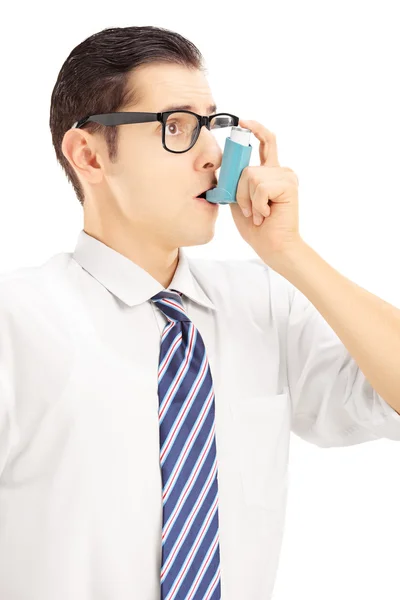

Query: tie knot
left=150, top=289, right=190, bottom=322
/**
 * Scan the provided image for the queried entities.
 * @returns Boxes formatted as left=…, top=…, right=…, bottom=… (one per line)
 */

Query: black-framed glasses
left=71, top=110, right=239, bottom=153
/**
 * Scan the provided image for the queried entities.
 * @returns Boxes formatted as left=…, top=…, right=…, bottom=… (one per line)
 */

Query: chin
left=181, top=226, right=216, bottom=247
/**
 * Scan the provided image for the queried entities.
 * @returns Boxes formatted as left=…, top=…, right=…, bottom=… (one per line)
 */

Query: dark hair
left=49, top=26, right=205, bottom=207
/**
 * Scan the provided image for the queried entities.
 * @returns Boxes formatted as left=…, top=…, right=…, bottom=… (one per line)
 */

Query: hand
left=230, top=118, right=302, bottom=269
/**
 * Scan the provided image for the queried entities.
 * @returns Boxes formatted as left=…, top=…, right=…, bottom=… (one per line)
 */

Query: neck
left=83, top=223, right=180, bottom=289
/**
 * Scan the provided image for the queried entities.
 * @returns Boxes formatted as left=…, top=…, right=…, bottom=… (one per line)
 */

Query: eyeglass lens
left=164, top=112, right=235, bottom=152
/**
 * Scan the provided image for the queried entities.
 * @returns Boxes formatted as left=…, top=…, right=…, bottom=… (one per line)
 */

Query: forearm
left=269, top=239, right=400, bottom=414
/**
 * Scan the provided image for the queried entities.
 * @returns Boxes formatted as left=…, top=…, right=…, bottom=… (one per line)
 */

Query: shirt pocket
left=230, top=392, right=291, bottom=510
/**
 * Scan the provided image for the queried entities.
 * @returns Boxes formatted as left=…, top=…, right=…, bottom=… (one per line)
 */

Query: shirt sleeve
left=0, top=374, right=13, bottom=477
left=0, top=296, right=18, bottom=478
left=286, top=283, right=400, bottom=447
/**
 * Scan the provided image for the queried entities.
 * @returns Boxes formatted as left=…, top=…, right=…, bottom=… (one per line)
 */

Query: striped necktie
left=150, top=288, right=222, bottom=600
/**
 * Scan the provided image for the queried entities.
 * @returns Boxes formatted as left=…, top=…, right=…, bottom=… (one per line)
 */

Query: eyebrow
left=161, top=103, right=218, bottom=115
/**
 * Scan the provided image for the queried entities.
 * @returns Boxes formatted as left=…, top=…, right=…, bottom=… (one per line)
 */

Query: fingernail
left=253, top=214, right=263, bottom=226
left=242, top=207, right=252, bottom=217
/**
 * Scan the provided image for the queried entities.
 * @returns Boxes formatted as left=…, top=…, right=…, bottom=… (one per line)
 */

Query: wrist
left=263, top=237, right=311, bottom=278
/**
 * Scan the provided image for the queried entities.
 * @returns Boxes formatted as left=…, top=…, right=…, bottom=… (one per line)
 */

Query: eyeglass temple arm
left=71, top=112, right=161, bottom=129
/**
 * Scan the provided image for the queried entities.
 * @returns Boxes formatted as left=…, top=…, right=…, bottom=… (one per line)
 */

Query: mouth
left=193, top=185, right=217, bottom=200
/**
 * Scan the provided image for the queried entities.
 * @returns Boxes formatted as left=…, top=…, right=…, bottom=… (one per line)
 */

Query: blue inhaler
left=205, top=126, right=252, bottom=204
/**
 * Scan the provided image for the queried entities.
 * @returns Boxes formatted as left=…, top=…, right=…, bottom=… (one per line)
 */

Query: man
left=1, top=25, right=399, bottom=600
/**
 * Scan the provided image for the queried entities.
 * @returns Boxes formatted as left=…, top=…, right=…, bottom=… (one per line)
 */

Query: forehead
left=128, top=63, right=217, bottom=113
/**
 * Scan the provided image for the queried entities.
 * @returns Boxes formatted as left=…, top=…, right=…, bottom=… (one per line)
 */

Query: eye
left=166, top=121, right=180, bottom=136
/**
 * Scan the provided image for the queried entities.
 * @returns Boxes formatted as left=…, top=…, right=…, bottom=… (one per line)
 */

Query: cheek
left=115, top=135, right=192, bottom=205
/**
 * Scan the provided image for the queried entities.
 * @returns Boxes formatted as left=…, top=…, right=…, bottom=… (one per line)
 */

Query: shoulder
left=187, top=255, right=296, bottom=309
left=0, top=252, right=75, bottom=342
left=0, top=252, right=70, bottom=306
left=188, top=254, right=294, bottom=292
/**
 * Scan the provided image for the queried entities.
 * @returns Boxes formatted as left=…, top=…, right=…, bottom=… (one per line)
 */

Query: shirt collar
left=72, top=229, right=217, bottom=311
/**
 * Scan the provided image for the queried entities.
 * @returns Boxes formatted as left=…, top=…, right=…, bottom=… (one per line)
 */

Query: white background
left=1, top=1, right=399, bottom=598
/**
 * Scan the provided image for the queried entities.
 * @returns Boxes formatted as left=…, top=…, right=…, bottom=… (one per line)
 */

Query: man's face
left=87, top=63, right=223, bottom=250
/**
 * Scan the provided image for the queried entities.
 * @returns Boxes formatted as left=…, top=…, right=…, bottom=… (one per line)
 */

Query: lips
left=194, top=185, right=217, bottom=199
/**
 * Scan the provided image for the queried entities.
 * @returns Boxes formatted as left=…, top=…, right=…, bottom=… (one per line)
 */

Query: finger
left=252, top=183, right=271, bottom=218
left=248, top=177, right=265, bottom=225
left=238, top=119, right=280, bottom=167
left=235, top=167, right=253, bottom=217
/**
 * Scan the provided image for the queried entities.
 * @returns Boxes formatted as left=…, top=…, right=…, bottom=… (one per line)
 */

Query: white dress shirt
left=1, top=228, right=399, bottom=600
